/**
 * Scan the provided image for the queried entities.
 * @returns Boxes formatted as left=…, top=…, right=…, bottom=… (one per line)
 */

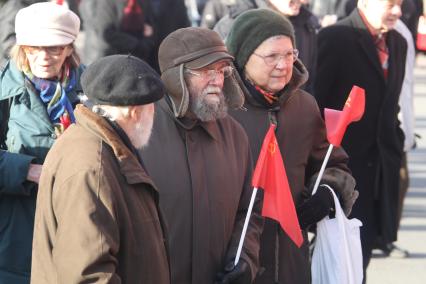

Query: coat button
left=51, top=133, right=57, bottom=139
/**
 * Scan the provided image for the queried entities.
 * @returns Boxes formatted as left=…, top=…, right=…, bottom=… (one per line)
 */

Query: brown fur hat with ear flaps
left=158, top=27, right=244, bottom=118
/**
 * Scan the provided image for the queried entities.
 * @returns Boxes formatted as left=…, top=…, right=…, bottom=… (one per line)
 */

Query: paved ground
left=367, top=55, right=426, bottom=283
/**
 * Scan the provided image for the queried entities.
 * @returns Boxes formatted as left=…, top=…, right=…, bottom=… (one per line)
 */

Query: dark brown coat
left=32, top=105, right=170, bottom=284
left=140, top=98, right=263, bottom=284
left=229, top=60, right=351, bottom=284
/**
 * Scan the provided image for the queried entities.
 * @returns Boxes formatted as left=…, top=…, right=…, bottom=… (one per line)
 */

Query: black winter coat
left=149, top=0, right=190, bottom=72
left=79, top=0, right=155, bottom=65
left=288, top=6, right=320, bottom=95
left=139, top=99, right=263, bottom=284
left=314, top=9, right=407, bottom=253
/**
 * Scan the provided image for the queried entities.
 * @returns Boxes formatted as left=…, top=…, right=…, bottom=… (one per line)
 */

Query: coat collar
left=74, top=104, right=156, bottom=187
left=338, top=9, right=386, bottom=81
left=0, top=60, right=84, bottom=101
left=1, top=61, right=85, bottom=134
left=0, top=60, right=27, bottom=101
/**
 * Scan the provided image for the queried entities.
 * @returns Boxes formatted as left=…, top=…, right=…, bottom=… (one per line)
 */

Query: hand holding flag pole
left=311, top=86, right=365, bottom=195
left=233, top=187, right=258, bottom=266
left=234, top=86, right=365, bottom=265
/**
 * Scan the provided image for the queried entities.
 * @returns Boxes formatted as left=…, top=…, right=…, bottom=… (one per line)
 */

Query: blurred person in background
left=388, top=18, right=416, bottom=258
left=149, top=0, right=190, bottom=72
left=0, top=0, right=46, bottom=60
left=214, top=0, right=320, bottom=94
left=399, top=0, right=423, bottom=49
left=79, top=0, right=155, bottom=66
left=309, top=0, right=349, bottom=26
left=0, top=3, right=83, bottom=283
left=200, top=0, right=235, bottom=29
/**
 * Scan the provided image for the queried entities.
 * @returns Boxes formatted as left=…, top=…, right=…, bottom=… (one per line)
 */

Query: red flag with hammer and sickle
left=252, top=124, right=303, bottom=248
left=324, top=85, right=366, bottom=147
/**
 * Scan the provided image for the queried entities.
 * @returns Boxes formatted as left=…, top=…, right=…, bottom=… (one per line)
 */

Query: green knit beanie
left=226, top=9, right=296, bottom=70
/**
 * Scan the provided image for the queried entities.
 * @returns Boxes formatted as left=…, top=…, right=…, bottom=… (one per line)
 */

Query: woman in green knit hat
left=226, top=8, right=357, bottom=284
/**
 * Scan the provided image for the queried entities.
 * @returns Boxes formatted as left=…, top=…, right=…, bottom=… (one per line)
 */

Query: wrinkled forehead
left=367, top=0, right=403, bottom=5
left=255, top=35, right=293, bottom=52
left=197, top=59, right=231, bottom=71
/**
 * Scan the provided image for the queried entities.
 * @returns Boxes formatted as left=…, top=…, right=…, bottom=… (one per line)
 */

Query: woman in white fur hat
left=0, top=3, right=83, bottom=283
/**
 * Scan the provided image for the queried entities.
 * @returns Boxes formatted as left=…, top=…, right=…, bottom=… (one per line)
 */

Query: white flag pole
left=234, top=187, right=258, bottom=266
left=311, top=144, right=334, bottom=196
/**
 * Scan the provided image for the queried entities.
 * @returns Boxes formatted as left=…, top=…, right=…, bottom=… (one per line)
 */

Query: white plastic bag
left=311, top=186, right=363, bottom=284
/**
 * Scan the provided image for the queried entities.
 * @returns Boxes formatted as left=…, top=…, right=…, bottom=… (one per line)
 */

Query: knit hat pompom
left=226, top=9, right=296, bottom=70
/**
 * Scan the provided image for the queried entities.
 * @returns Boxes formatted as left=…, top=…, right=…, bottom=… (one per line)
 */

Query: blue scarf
left=24, top=65, right=77, bottom=133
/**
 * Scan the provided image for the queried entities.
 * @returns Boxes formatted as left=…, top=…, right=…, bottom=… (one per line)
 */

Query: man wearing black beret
left=140, top=27, right=263, bottom=284
left=31, top=55, right=170, bottom=284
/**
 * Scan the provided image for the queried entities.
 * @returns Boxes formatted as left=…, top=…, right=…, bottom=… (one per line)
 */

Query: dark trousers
left=397, top=152, right=409, bottom=229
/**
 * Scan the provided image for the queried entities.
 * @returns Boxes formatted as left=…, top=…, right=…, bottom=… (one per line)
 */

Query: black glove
left=215, top=259, right=252, bottom=284
left=297, top=185, right=335, bottom=230
left=308, top=168, right=358, bottom=216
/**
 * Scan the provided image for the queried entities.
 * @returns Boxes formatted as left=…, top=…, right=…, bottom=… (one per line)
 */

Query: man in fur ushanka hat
left=140, top=27, right=263, bottom=284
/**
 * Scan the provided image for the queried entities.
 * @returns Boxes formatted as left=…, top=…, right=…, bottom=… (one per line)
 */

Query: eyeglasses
left=24, top=45, right=67, bottom=56
left=288, top=0, right=301, bottom=6
left=185, top=65, right=234, bottom=80
left=253, top=49, right=299, bottom=66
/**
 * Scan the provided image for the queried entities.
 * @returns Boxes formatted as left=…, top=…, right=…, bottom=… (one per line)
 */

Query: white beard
left=189, top=85, right=228, bottom=122
left=127, top=108, right=154, bottom=149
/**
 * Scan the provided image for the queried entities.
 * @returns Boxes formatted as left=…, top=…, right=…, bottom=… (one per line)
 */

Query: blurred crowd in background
left=0, top=0, right=423, bottom=74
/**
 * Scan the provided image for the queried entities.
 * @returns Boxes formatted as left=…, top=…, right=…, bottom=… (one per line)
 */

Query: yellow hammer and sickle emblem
left=345, top=97, right=352, bottom=108
left=268, top=141, right=277, bottom=154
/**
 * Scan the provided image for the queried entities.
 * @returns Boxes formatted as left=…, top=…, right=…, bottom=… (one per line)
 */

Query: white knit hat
left=15, top=2, right=80, bottom=47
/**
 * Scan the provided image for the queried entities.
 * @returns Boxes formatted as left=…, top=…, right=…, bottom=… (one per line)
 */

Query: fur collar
left=74, top=104, right=154, bottom=186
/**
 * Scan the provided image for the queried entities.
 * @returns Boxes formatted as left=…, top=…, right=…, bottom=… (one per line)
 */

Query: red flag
left=252, top=125, right=303, bottom=248
left=324, top=85, right=365, bottom=147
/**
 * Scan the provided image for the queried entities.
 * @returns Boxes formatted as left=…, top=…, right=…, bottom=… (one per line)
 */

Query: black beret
left=81, top=55, right=165, bottom=106
left=226, top=9, right=296, bottom=70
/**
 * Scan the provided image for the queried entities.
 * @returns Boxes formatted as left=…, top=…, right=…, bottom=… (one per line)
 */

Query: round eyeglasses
left=253, top=49, right=299, bottom=66
left=185, top=65, right=234, bottom=80
left=24, top=45, right=67, bottom=56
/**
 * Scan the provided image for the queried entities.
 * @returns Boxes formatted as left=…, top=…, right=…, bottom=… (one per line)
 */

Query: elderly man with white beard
left=140, top=27, right=263, bottom=284
left=31, top=55, right=170, bottom=284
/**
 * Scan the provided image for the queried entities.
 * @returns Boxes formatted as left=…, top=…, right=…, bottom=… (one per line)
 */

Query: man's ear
left=128, top=106, right=139, bottom=121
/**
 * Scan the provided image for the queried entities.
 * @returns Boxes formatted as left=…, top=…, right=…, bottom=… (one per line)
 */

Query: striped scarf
left=24, top=64, right=77, bottom=135
left=243, top=75, right=280, bottom=107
